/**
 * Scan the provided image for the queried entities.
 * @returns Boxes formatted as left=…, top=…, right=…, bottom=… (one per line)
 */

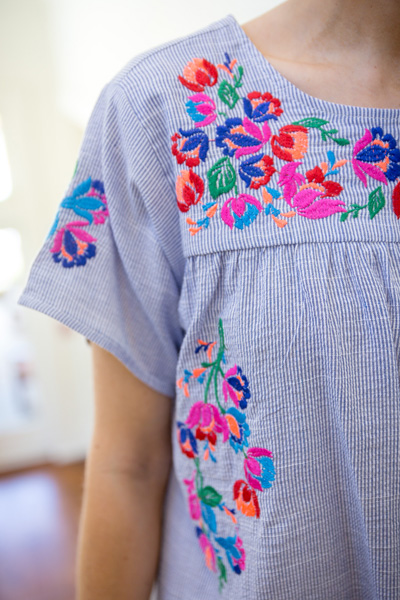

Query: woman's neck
left=246, top=0, right=400, bottom=72
left=290, top=0, right=400, bottom=64
left=240, top=0, right=400, bottom=108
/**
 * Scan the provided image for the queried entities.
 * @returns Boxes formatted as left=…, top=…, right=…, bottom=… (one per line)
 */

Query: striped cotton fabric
left=18, top=13, right=400, bottom=600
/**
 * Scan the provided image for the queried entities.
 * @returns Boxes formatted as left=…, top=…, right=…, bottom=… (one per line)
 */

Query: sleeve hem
left=17, top=290, right=176, bottom=400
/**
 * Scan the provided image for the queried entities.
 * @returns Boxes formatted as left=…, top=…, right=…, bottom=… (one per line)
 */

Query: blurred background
left=0, top=0, right=279, bottom=598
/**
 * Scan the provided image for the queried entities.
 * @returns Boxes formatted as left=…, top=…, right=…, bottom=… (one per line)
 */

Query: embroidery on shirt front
left=176, top=318, right=275, bottom=592
left=173, top=52, right=400, bottom=232
left=47, top=177, right=108, bottom=268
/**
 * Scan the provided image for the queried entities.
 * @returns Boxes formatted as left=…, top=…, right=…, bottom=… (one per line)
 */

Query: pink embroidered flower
left=216, top=116, right=271, bottom=159
left=233, top=479, right=260, bottom=518
left=176, top=169, right=204, bottom=212
left=222, top=364, right=250, bottom=409
left=221, top=193, right=264, bottom=229
left=51, top=221, right=97, bottom=268
left=244, top=447, right=275, bottom=491
left=230, top=536, right=246, bottom=574
left=184, top=473, right=201, bottom=520
left=185, top=401, right=229, bottom=446
left=178, top=57, right=218, bottom=92
left=197, top=531, right=217, bottom=572
left=278, top=162, right=346, bottom=219
left=271, top=124, right=309, bottom=161
left=243, top=90, right=283, bottom=122
left=186, top=93, right=217, bottom=127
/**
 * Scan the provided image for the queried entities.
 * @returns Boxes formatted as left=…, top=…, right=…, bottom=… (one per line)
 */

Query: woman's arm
left=76, top=342, right=173, bottom=600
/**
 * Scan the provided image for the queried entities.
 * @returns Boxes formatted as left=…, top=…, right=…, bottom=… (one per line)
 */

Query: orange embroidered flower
left=271, top=124, right=309, bottom=161
left=176, top=169, right=204, bottom=212
left=178, top=57, right=218, bottom=92
left=233, top=480, right=260, bottom=518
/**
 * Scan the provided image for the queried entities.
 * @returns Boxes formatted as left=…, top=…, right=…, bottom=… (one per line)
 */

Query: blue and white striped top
left=18, top=13, right=400, bottom=600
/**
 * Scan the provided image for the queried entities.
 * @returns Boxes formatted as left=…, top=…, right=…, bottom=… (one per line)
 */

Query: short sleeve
left=17, top=80, right=185, bottom=399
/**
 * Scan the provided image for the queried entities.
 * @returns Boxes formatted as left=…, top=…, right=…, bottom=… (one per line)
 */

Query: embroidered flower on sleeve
left=48, top=176, right=108, bottom=268
left=51, top=221, right=97, bottom=268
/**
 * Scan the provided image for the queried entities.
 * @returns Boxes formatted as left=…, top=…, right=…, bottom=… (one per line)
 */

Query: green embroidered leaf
left=199, top=485, right=222, bottom=507
left=368, top=186, right=385, bottom=219
left=233, top=65, right=244, bottom=88
left=217, top=556, right=227, bottom=590
left=207, top=157, right=236, bottom=199
left=340, top=211, right=349, bottom=222
left=292, top=117, right=329, bottom=128
left=333, top=137, right=350, bottom=146
left=218, top=80, right=240, bottom=108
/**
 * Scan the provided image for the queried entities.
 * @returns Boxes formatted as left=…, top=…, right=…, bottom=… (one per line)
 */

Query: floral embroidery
left=178, top=58, right=218, bottom=92
left=176, top=318, right=275, bottom=592
left=48, top=177, right=108, bottom=268
left=174, top=51, right=400, bottom=232
left=352, top=127, right=400, bottom=186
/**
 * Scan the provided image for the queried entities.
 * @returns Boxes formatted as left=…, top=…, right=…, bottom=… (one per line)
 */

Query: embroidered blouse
left=18, top=13, right=400, bottom=600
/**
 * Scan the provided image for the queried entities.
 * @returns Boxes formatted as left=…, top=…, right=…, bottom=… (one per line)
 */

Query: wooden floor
left=0, top=461, right=85, bottom=600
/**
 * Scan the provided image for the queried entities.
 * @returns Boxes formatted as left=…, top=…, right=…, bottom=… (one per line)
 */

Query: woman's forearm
left=75, top=446, right=171, bottom=600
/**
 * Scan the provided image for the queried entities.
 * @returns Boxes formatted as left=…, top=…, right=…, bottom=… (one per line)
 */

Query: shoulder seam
left=117, top=18, right=232, bottom=81
left=115, top=83, right=176, bottom=199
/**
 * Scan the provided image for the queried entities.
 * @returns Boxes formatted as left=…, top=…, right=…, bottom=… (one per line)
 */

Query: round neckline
left=226, top=13, right=400, bottom=121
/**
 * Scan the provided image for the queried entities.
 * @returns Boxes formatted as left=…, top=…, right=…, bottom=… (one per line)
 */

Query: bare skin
left=240, top=0, right=400, bottom=108
left=76, top=343, right=173, bottom=600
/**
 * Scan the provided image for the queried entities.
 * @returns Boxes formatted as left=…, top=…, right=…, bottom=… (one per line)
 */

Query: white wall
left=0, top=0, right=281, bottom=470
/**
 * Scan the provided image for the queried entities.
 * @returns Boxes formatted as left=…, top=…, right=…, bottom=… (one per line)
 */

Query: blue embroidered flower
left=185, top=93, right=217, bottom=127
left=215, top=535, right=245, bottom=574
left=243, top=90, right=283, bottom=122
left=176, top=421, right=198, bottom=459
left=49, top=177, right=108, bottom=268
left=60, top=177, right=107, bottom=223
left=244, top=448, right=275, bottom=491
left=224, top=407, right=251, bottom=453
left=238, top=152, right=276, bottom=189
left=216, top=117, right=271, bottom=159
left=51, top=223, right=96, bottom=268
left=352, top=126, right=400, bottom=186
left=171, top=128, right=209, bottom=167
left=223, top=364, right=251, bottom=409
